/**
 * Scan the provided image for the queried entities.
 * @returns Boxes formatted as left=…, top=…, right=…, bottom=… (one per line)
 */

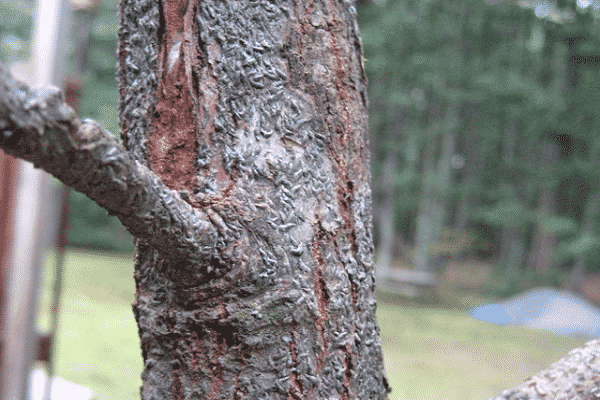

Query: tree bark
left=118, top=0, right=392, bottom=396
left=2, top=0, right=391, bottom=398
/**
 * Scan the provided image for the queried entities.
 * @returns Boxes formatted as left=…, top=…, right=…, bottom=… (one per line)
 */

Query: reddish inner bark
left=311, top=236, right=330, bottom=372
left=172, top=361, right=184, bottom=400
left=287, top=323, right=303, bottom=399
left=150, top=0, right=197, bottom=191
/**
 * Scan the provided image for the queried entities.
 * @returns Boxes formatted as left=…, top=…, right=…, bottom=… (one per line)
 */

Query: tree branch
left=0, top=62, right=217, bottom=269
left=489, top=338, right=600, bottom=399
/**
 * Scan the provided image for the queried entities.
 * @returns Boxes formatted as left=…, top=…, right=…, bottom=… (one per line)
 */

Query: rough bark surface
left=117, top=0, right=389, bottom=398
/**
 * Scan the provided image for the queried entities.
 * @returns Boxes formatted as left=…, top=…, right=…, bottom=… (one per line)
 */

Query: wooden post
left=0, top=0, right=72, bottom=398
left=0, top=151, right=19, bottom=396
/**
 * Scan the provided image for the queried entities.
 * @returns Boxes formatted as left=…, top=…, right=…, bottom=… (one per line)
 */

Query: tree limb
left=0, top=61, right=217, bottom=269
left=489, top=338, right=600, bottom=399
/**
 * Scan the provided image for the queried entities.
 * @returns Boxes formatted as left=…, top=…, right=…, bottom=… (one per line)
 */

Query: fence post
left=0, top=0, right=72, bottom=398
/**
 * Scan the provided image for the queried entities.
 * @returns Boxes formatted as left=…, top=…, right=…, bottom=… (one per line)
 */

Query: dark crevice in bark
left=156, top=0, right=166, bottom=51
left=171, top=360, right=184, bottom=400
left=287, top=323, right=303, bottom=400
left=311, top=232, right=330, bottom=373
left=341, top=350, right=353, bottom=400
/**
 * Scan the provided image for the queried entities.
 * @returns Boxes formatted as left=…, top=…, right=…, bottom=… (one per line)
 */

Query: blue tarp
left=467, top=287, right=600, bottom=339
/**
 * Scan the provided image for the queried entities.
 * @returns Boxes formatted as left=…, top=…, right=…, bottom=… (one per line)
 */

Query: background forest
left=2, top=0, right=600, bottom=298
left=3, top=0, right=600, bottom=399
left=3, top=0, right=597, bottom=299
left=361, top=0, right=600, bottom=298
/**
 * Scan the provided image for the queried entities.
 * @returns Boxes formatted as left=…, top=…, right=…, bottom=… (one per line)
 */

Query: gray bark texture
left=1, top=0, right=599, bottom=399
left=115, top=0, right=391, bottom=398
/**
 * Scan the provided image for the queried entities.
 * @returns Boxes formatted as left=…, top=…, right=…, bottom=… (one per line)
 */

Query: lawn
left=37, top=249, right=141, bottom=400
left=377, top=300, right=585, bottom=399
left=36, top=249, right=587, bottom=400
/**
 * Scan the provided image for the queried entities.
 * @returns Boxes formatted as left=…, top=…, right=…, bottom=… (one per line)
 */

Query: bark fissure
left=150, top=0, right=199, bottom=191
left=287, top=323, right=303, bottom=400
left=311, top=235, right=330, bottom=373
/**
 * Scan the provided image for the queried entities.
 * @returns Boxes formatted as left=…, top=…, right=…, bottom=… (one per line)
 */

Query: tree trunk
left=413, top=100, right=457, bottom=273
left=115, top=1, right=389, bottom=398
left=488, top=339, right=600, bottom=400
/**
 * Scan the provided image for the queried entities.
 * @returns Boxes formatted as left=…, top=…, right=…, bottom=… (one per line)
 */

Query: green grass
left=37, top=249, right=141, bottom=400
left=37, top=249, right=587, bottom=400
left=377, top=297, right=586, bottom=400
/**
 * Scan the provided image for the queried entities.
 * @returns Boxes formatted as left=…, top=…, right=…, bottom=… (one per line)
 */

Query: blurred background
left=1, top=0, right=600, bottom=399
